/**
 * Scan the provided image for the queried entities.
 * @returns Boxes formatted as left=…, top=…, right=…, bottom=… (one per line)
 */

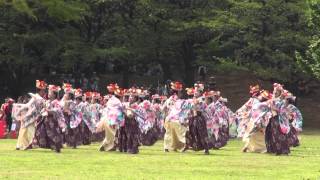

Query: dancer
left=236, top=85, right=261, bottom=138
left=136, top=90, right=158, bottom=146
left=236, top=85, right=267, bottom=153
left=265, top=84, right=292, bottom=155
left=90, top=92, right=104, bottom=142
left=186, top=83, right=210, bottom=154
left=242, top=90, right=272, bottom=153
left=151, top=94, right=166, bottom=139
left=98, top=84, right=125, bottom=152
left=163, top=81, right=193, bottom=152
left=32, top=85, right=65, bottom=153
left=123, top=88, right=140, bottom=154
left=62, top=84, right=82, bottom=148
left=81, top=92, right=96, bottom=145
left=286, top=92, right=303, bottom=147
left=216, top=95, right=238, bottom=138
left=13, top=80, right=47, bottom=150
left=113, top=88, right=127, bottom=153
left=205, top=91, right=230, bottom=150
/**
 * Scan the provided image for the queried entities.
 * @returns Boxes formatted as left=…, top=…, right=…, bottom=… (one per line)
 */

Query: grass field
left=1, top=130, right=320, bottom=180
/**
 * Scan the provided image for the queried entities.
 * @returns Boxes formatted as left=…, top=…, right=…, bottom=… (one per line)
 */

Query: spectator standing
left=1, top=98, right=14, bottom=132
left=91, top=72, right=100, bottom=91
left=80, top=73, right=89, bottom=91
left=198, top=65, right=207, bottom=82
left=69, top=74, right=75, bottom=87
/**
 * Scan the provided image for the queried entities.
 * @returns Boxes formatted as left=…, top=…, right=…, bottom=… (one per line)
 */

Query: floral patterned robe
left=70, top=101, right=86, bottom=129
left=101, top=96, right=125, bottom=128
left=44, top=99, right=66, bottom=131
left=12, top=93, right=46, bottom=150
left=187, top=97, right=210, bottom=151
left=236, top=98, right=260, bottom=138
left=82, top=102, right=97, bottom=132
left=166, top=99, right=193, bottom=124
left=271, top=98, right=291, bottom=135
left=32, top=98, right=65, bottom=152
left=152, top=103, right=164, bottom=130
left=62, top=100, right=83, bottom=147
left=88, top=103, right=102, bottom=125
left=247, top=101, right=273, bottom=136
left=205, top=101, right=229, bottom=141
left=12, top=93, right=45, bottom=128
left=287, top=104, right=303, bottom=132
left=135, top=100, right=156, bottom=134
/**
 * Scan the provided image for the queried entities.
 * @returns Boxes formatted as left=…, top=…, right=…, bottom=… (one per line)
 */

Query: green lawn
left=1, top=130, right=320, bottom=180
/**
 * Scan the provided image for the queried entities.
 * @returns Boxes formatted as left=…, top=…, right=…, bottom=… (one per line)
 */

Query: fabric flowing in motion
left=265, top=116, right=290, bottom=155
left=187, top=113, right=209, bottom=151
left=33, top=114, right=63, bottom=153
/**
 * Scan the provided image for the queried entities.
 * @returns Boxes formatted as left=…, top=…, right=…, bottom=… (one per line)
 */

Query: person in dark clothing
left=1, top=98, right=14, bottom=132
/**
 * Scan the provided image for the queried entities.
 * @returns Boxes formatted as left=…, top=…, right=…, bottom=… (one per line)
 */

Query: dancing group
left=10, top=79, right=302, bottom=155
left=237, top=84, right=303, bottom=155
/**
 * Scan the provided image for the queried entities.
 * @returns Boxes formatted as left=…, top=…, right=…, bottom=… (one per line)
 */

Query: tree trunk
left=182, top=40, right=196, bottom=86
left=160, top=62, right=172, bottom=82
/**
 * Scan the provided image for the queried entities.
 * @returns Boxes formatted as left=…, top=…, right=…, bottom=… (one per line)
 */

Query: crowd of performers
left=7, top=80, right=302, bottom=155
left=237, top=84, right=303, bottom=155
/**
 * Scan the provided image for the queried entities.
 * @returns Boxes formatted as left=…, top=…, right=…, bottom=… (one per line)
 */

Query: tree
left=223, top=0, right=310, bottom=83
left=0, top=0, right=86, bottom=96
left=0, top=0, right=316, bottom=97
left=136, top=0, right=237, bottom=85
left=296, top=0, right=320, bottom=79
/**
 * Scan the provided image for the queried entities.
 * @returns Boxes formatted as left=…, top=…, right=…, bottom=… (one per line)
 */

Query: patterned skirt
left=265, top=116, right=290, bottom=155
left=140, top=125, right=159, bottom=146
left=287, top=124, right=300, bottom=148
left=208, top=125, right=229, bottom=149
left=80, top=122, right=92, bottom=145
left=33, top=115, right=63, bottom=152
left=116, top=126, right=127, bottom=152
left=187, top=114, right=209, bottom=151
left=64, top=115, right=82, bottom=148
left=124, top=116, right=140, bottom=154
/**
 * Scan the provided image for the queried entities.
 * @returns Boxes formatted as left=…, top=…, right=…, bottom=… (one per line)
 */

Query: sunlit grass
left=0, top=130, right=320, bottom=180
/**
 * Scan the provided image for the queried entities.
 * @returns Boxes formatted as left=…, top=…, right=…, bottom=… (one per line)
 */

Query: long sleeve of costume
left=271, top=99, right=291, bottom=134
left=82, top=102, right=98, bottom=132
left=166, top=99, right=193, bottom=125
left=101, top=96, right=125, bottom=128
left=46, top=100, right=66, bottom=131
left=205, top=101, right=229, bottom=140
left=135, top=100, right=156, bottom=134
left=236, top=98, right=260, bottom=138
left=70, top=102, right=84, bottom=129
left=248, top=101, right=273, bottom=134
left=287, top=104, right=303, bottom=132
left=12, top=93, right=45, bottom=128
left=152, top=103, right=164, bottom=130
left=88, top=103, right=102, bottom=125
left=205, top=102, right=219, bottom=140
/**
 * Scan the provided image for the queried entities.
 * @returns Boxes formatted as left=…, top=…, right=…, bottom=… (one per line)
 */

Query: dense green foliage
left=1, top=130, right=320, bottom=179
left=0, top=0, right=318, bottom=96
left=296, top=0, right=320, bottom=79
